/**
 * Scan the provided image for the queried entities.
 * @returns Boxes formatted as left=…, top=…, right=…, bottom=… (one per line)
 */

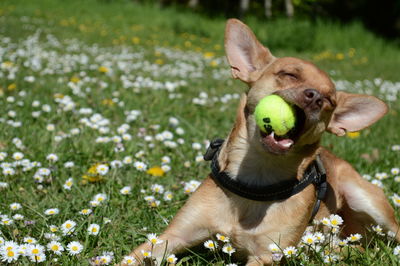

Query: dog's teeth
left=282, top=142, right=293, bottom=148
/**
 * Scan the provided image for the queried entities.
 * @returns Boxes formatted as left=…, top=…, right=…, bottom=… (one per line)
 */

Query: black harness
left=204, top=139, right=328, bottom=221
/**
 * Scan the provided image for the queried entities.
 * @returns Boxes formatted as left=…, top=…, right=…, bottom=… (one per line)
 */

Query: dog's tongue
left=263, top=131, right=294, bottom=152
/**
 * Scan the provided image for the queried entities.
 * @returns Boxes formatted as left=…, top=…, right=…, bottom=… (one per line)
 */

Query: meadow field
left=0, top=0, right=399, bottom=265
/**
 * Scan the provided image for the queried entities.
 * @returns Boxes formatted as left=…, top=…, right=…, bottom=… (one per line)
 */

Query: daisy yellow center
left=82, top=209, right=88, bottom=213
left=4, top=220, right=10, bottom=224
left=396, top=199, right=400, bottom=203
left=98, top=197, right=104, bottom=201
left=49, top=210, right=55, bottom=214
left=51, top=228, right=57, bottom=232
left=32, top=248, right=39, bottom=254
left=66, top=181, right=72, bottom=186
left=331, top=220, right=338, bottom=225
left=6, top=247, right=12, bottom=251
left=127, top=259, right=133, bottom=263
left=151, top=239, right=157, bottom=244
left=92, top=227, right=98, bottom=232
left=7, top=250, right=14, bottom=257
left=219, top=236, right=225, bottom=240
left=287, top=250, right=293, bottom=255
left=27, top=239, right=33, bottom=243
left=143, top=252, right=149, bottom=256
left=208, top=243, right=214, bottom=247
left=307, top=238, right=313, bottom=244
left=66, top=224, right=72, bottom=229
left=226, top=246, right=232, bottom=251
left=72, top=246, right=78, bottom=251
left=167, top=258, right=174, bottom=262
left=52, top=245, right=59, bottom=251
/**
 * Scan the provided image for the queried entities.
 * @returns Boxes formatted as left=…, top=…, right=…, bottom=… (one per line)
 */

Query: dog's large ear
left=225, top=19, right=274, bottom=84
left=327, top=91, right=388, bottom=136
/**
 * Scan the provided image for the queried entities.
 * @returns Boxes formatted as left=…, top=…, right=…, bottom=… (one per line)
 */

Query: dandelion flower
left=146, top=166, right=164, bottom=176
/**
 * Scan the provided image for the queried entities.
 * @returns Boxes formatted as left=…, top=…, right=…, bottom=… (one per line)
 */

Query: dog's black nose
left=304, top=88, right=323, bottom=108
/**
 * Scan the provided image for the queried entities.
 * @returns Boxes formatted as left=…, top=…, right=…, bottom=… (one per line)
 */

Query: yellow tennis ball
left=254, top=95, right=296, bottom=136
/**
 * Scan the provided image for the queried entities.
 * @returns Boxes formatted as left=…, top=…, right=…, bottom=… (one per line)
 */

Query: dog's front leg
left=122, top=178, right=220, bottom=265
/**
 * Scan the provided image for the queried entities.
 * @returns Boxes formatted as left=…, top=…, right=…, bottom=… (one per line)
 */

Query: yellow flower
left=98, top=66, right=109, bottom=73
left=336, top=53, right=344, bottom=60
left=7, top=83, right=16, bottom=91
left=131, top=37, right=140, bottom=44
left=101, top=99, right=115, bottom=106
left=53, top=93, right=64, bottom=99
left=348, top=48, right=356, bottom=58
left=203, top=52, right=215, bottom=59
left=146, top=166, right=165, bottom=177
left=155, top=59, right=164, bottom=65
left=70, top=76, right=80, bottom=83
left=210, top=60, right=218, bottom=67
left=82, top=163, right=103, bottom=183
left=346, top=131, right=360, bottom=139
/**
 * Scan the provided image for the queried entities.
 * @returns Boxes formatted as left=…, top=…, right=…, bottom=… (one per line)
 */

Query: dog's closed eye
left=277, top=71, right=299, bottom=81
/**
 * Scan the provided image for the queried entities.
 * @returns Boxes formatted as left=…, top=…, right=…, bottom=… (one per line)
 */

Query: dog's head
left=224, top=19, right=388, bottom=156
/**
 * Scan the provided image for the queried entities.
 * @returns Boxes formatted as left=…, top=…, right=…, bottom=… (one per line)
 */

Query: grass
left=0, top=0, right=399, bottom=264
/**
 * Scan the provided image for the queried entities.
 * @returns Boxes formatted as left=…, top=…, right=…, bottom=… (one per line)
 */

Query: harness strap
left=204, top=139, right=327, bottom=222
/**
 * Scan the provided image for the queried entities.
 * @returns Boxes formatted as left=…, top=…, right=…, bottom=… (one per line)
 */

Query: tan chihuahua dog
left=124, top=19, right=399, bottom=265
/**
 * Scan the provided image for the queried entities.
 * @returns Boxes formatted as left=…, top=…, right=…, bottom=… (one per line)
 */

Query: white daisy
left=347, top=233, right=362, bottom=242
left=44, top=208, right=59, bottom=216
left=30, top=253, right=46, bottom=262
left=222, top=243, right=236, bottom=255
left=66, top=241, right=83, bottom=255
left=10, top=202, right=22, bottom=211
left=122, top=255, right=136, bottom=265
left=166, top=254, right=177, bottom=264
left=96, top=164, right=109, bottom=175
left=47, top=241, right=64, bottom=255
left=147, top=233, right=163, bottom=245
left=79, top=209, right=93, bottom=215
left=28, top=244, right=45, bottom=256
left=283, top=246, right=297, bottom=257
left=61, top=220, right=76, bottom=235
left=63, top=177, right=73, bottom=190
left=302, top=233, right=317, bottom=245
left=203, top=240, right=218, bottom=251
left=120, top=186, right=132, bottom=195
left=88, top=224, right=100, bottom=236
